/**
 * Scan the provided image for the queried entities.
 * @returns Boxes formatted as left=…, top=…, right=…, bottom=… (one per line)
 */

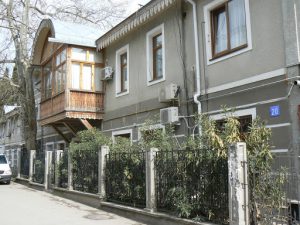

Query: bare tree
left=0, top=0, right=127, bottom=151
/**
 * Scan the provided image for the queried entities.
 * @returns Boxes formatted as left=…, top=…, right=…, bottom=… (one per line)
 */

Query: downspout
left=185, top=0, right=202, bottom=132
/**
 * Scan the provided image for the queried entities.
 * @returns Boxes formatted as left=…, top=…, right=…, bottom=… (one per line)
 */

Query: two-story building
left=94, top=0, right=300, bottom=209
left=5, top=0, right=299, bottom=211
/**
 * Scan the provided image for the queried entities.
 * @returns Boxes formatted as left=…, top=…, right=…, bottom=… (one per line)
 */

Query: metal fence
left=105, top=151, right=146, bottom=208
left=249, top=154, right=300, bottom=225
left=57, top=151, right=68, bottom=188
left=20, top=149, right=30, bottom=179
left=155, top=149, right=229, bottom=224
left=72, top=150, right=98, bottom=194
left=32, top=151, right=45, bottom=184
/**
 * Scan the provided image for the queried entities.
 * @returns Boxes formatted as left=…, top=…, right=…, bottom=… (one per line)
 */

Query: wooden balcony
left=40, top=90, right=104, bottom=126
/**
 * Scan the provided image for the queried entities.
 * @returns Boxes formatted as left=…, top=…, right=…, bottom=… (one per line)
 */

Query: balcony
left=40, top=90, right=104, bottom=126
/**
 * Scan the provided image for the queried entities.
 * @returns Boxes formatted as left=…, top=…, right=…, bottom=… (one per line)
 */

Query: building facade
left=1, top=0, right=300, bottom=210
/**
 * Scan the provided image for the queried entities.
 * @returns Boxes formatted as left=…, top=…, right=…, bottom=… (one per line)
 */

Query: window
left=210, top=108, right=256, bottom=140
left=153, top=34, right=163, bottom=80
left=138, top=124, right=165, bottom=142
left=43, top=61, right=52, bottom=99
left=216, top=115, right=252, bottom=140
left=204, top=0, right=252, bottom=64
left=116, top=45, right=129, bottom=96
left=71, top=48, right=103, bottom=91
left=54, top=49, right=66, bottom=94
left=112, top=129, right=132, bottom=144
left=146, top=24, right=165, bottom=85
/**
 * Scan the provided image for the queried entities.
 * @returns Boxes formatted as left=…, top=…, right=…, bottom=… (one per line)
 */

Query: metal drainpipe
left=185, top=0, right=202, bottom=134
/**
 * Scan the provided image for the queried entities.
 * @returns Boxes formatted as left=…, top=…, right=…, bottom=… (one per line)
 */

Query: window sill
left=116, top=90, right=129, bottom=97
left=207, top=44, right=252, bottom=66
left=147, top=77, right=165, bottom=86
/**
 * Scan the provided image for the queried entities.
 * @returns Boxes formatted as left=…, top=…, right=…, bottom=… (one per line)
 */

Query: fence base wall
left=52, top=187, right=101, bottom=209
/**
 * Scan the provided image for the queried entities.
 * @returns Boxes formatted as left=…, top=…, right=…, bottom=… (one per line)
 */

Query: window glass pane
left=82, top=65, right=92, bottom=90
left=153, top=34, right=162, bottom=47
left=154, top=48, right=163, bottom=79
left=71, top=63, right=80, bottom=89
left=61, top=64, right=66, bottom=90
left=91, top=51, right=102, bottom=63
left=214, top=8, right=228, bottom=54
left=55, top=69, right=61, bottom=93
left=44, top=61, right=52, bottom=98
left=228, top=0, right=247, bottom=49
left=56, top=53, right=61, bottom=66
left=61, top=49, right=67, bottom=62
left=95, top=67, right=103, bottom=92
left=72, top=48, right=86, bottom=61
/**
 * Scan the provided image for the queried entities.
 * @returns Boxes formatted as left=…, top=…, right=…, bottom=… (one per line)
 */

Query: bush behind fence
left=72, top=150, right=98, bottom=194
left=32, top=151, right=45, bottom=184
left=57, top=151, right=68, bottom=188
left=155, top=149, right=229, bottom=224
left=105, top=151, right=146, bottom=208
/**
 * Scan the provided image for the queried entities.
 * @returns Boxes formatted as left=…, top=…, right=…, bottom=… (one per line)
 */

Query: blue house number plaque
left=270, top=105, right=280, bottom=117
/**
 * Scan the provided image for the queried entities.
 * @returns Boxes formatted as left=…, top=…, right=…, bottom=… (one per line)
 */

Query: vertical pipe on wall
left=185, top=0, right=202, bottom=133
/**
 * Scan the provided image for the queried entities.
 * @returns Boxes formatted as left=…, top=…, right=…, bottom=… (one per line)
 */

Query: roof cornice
left=96, top=0, right=176, bottom=50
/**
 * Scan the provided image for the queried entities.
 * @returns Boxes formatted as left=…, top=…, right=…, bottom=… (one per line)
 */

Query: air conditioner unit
left=159, top=83, right=178, bottom=102
left=101, top=67, right=113, bottom=80
left=160, top=107, right=179, bottom=124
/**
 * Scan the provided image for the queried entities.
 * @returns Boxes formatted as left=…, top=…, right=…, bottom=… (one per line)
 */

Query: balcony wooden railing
left=40, top=90, right=104, bottom=125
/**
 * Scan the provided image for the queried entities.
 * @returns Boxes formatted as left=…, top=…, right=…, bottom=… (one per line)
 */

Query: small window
left=115, top=45, right=129, bottom=96
left=146, top=24, right=165, bottom=86
left=215, top=115, right=252, bottom=140
left=112, top=129, right=132, bottom=144
left=152, top=34, right=163, bottom=80
left=204, top=0, right=251, bottom=63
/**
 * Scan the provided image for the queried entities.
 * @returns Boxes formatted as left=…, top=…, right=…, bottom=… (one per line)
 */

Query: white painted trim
left=203, top=0, right=252, bottom=65
left=202, top=68, right=286, bottom=94
left=112, top=129, right=133, bottom=143
left=266, top=123, right=291, bottom=129
left=271, top=149, right=289, bottom=153
left=205, top=96, right=287, bottom=115
left=294, top=3, right=300, bottom=63
left=210, top=108, right=256, bottom=121
left=115, top=44, right=130, bottom=97
left=146, top=24, right=166, bottom=86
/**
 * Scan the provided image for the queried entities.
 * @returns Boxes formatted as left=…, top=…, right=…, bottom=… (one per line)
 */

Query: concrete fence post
left=98, top=145, right=110, bottom=199
left=55, top=150, right=63, bottom=187
left=228, top=142, right=249, bottom=225
left=44, top=151, right=52, bottom=190
left=29, top=150, right=36, bottom=182
left=67, top=148, right=73, bottom=190
left=17, top=148, right=21, bottom=179
left=145, top=147, right=158, bottom=212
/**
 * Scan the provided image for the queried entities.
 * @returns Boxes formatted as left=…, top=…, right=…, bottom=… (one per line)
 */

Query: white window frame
left=112, top=129, right=132, bottom=143
left=115, top=44, right=129, bottom=97
left=138, top=124, right=165, bottom=141
left=146, top=24, right=166, bottom=86
left=210, top=108, right=256, bottom=121
left=204, top=0, right=252, bottom=65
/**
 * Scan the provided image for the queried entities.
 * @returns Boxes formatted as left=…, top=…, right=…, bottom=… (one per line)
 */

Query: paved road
left=0, top=182, right=146, bottom=225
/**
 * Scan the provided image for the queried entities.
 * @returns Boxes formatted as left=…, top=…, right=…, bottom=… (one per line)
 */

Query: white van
left=0, top=154, right=12, bottom=184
